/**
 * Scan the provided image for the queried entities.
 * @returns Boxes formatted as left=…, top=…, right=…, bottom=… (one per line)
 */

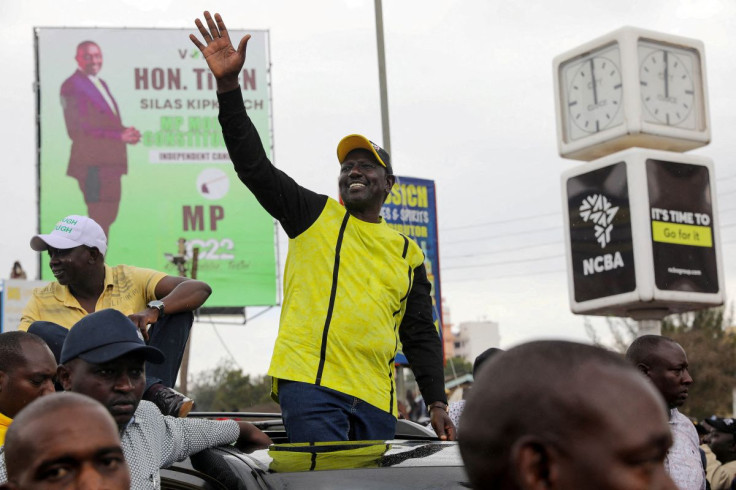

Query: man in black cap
left=189, top=10, right=452, bottom=444
left=26, top=308, right=271, bottom=489
left=703, top=417, right=736, bottom=489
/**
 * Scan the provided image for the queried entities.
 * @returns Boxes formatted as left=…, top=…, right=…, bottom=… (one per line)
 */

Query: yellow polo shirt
left=19, top=264, right=166, bottom=330
left=0, top=411, right=11, bottom=446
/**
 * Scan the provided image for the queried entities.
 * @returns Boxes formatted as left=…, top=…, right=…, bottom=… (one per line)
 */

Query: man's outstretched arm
left=190, top=10, right=327, bottom=238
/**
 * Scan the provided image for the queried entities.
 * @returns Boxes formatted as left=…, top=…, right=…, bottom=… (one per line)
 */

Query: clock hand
left=663, top=50, right=669, bottom=99
left=590, top=58, right=598, bottom=105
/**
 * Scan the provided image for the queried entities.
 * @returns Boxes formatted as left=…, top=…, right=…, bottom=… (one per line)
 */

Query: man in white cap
left=20, top=214, right=212, bottom=418
left=189, top=11, right=453, bottom=443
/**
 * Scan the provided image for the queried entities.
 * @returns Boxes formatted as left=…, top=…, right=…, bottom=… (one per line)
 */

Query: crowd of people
left=0, top=9, right=452, bottom=489
left=459, top=336, right=736, bottom=490
left=0, top=9, right=734, bottom=490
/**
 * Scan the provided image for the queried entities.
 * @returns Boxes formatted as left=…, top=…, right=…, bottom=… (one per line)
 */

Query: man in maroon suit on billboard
left=60, top=41, right=140, bottom=237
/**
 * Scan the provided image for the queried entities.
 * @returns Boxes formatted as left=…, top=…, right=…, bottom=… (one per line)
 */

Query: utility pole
left=165, top=238, right=198, bottom=395
left=374, top=0, right=391, bottom=153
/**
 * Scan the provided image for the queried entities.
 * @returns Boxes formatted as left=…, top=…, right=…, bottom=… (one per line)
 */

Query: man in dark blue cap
left=27, top=321, right=67, bottom=363
left=1, top=309, right=271, bottom=489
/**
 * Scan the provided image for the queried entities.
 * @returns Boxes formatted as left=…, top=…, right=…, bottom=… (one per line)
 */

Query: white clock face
left=638, top=40, right=701, bottom=130
left=561, top=43, right=624, bottom=142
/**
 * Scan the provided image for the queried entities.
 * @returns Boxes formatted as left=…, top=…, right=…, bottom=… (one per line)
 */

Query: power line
left=439, top=174, right=736, bottom=236
left=442, top=211, right=560, bottom=231
left=440, top=215, right=735, bottom=258
left=443, top=268, right=565, bottom=282
left=201, top=317, right=244, bottom=371
left=442, top=239, right=563, bottom=259
left=443, top=253, right=564, bottom=271
left=442, top=225, right=562, bottom=245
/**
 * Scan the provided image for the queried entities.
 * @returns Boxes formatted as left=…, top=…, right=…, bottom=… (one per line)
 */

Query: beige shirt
left=703, top=444, right=736, bottom=490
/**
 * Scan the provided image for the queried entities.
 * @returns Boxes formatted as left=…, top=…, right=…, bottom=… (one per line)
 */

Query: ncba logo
left=579, top=194, right=619, bottom=248
left=579, top=194, right=624, bottom=276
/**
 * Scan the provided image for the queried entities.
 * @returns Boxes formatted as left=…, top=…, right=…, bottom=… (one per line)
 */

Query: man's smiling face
left=338, top=149, right=394, bottom=219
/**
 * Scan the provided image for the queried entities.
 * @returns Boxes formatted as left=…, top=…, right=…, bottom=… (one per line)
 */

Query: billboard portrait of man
left=60, top=40, right=141, bottom=237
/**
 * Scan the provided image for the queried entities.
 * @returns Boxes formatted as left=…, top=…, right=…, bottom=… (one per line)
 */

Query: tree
left=188, top=362, right=275, bottom=412
left=585, top=303, right=736, bottom=420
left=444, top=355, right=473, bottom=380
left=661, top=306, right=736, bottom=419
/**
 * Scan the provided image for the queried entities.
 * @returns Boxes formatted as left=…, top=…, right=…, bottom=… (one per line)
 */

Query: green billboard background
left=36, top=27, right=277, bottom=307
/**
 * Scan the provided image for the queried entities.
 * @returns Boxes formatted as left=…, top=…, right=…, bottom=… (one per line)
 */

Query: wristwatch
left=147, top=300, right=165, bottom=317
left=428, top=401, right=449, bottom=414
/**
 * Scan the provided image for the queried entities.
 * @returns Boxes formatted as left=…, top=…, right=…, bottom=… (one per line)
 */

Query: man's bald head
left=625, top=335, right=679, bottom=366
left=0, top=331, right=50, bottom=373
left=459, top=340, right=675, bottom=490
left=3, top=392, right=130, bottom=489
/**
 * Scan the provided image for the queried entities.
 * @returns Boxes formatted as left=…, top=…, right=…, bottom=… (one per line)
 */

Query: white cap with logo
left=30, top=215, right=108, bottom=255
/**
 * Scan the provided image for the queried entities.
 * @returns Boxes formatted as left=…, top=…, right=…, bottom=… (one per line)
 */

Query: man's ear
left=383, top=174, right=396, bottom=202
left=57, top=364, right=72, bottom=391
left=0, top=370, right=6, bottom=393
left=511, top=436, right=562, bottom=489
left=636, top=362, right=651, bottom=376
left=88, top=247, right=103, bottom=263
left=386, top=174, right=396, bottom=191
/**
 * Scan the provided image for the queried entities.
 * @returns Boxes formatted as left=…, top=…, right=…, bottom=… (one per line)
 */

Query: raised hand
left=189, top=11, right=250, bottom=93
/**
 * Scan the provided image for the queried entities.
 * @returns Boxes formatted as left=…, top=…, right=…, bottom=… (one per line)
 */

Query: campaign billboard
left=380, top=176, right=443, bottom=364
left=35, top=27, right=277, bottom=307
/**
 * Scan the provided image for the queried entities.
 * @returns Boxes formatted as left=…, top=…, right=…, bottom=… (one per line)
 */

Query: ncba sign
left=561, top=148, right=723, bottom=317
left=565, top=162, right=636, bottom=305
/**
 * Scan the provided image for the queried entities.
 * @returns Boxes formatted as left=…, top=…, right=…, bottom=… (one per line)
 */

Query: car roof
left=160, top=413, right=469, bottom=489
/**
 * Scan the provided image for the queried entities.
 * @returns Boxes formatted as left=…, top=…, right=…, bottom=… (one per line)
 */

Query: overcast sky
left=2, top=0, right=736, bottom=378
